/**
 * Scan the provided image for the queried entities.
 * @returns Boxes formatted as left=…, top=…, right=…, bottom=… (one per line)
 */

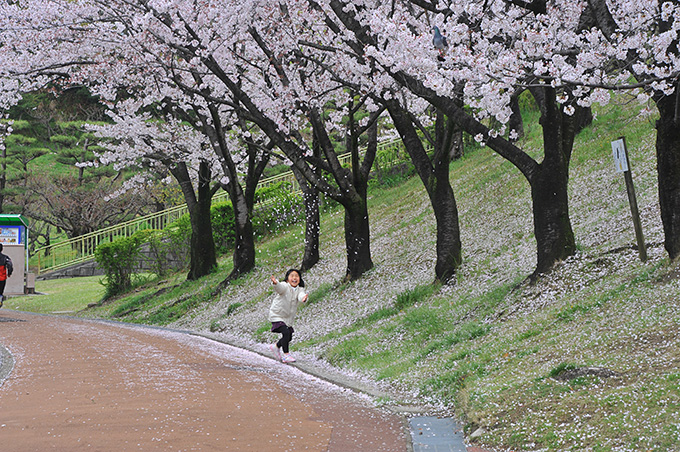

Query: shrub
left=95, top=233, right=144, bottom=299
left=255, top=181, right=293, bottom=203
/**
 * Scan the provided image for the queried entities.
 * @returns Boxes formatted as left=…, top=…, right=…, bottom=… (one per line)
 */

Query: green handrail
left=32, top=137, right=414, bottom=275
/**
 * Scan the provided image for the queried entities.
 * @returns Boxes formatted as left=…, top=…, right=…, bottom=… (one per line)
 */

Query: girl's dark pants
left=272, top=324, right=294, bottom=353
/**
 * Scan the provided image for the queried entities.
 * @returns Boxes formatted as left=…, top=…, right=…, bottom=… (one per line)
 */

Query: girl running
left=268, top=269, right=308, bottom=363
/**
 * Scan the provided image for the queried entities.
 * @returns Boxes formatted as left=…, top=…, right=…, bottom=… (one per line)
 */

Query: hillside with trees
left=1, top=88, right=174, bottom=254
left=32, top=94, right=677, bottom=452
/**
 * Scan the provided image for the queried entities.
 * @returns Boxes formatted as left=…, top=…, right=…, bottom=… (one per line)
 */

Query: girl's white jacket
left=268, top=282, right=307, bottom=326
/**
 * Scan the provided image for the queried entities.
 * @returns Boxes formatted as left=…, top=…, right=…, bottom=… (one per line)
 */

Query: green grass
left=5, top=275, right=105, bottom=313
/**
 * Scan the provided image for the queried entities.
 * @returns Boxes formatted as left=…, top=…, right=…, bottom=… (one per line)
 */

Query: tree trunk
left=387, top=100, right=462, bottom=283
left=432, top=164, right=462, bottom=283
left=529, top=88, right=577, bottom=276
left=306, top=105, right=378, bottom=281
left=342, top=110, right=375, bottom=281
left=575, top=106, right=593, bottom=134
left=187, top=161, right=217, bottom=280
left=449, top=129, right=464, bottom=160
left=187, top=96, right=265, bottom=286
left=343, top=194, right=373, bottom=281
left=655, top=93, right=680, bottom=259
left=227, top=191, right=256, bottom=280
left=171, top=161, right=218, bottom=281
left=530, top=163, right=575, bottom=275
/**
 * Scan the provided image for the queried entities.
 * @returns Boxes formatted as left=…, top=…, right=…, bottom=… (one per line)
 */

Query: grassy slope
left=7, top=99, right=680, bottom=452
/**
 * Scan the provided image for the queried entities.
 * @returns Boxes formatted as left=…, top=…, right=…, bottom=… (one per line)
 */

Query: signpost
left=611, top=137, right=647, bottom=261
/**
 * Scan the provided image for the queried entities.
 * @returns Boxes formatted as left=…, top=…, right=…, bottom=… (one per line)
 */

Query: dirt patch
left=552, top=366, right=620, bottom=381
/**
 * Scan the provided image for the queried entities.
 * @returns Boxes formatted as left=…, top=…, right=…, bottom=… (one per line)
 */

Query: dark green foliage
left=94, top=226, right=189, bottom=298
left=50, top=121, right=114, bottom=185
left=210, top=202, right=235, bottom=255
left=95, top=233, right=144, bottom=299
left=164, top=214, right=192, bottom=262
left=262, top=163, right=292, bottom=178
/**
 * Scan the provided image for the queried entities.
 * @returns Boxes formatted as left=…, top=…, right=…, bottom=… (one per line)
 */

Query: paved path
left=0, top=310, right=407, bottom=451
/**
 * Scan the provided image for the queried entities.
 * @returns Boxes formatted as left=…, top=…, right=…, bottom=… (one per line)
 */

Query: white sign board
left=611, top=138, right=629, bottom=173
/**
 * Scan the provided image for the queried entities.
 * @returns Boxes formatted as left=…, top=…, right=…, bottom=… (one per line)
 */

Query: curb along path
left=0, top=310, right=406, bottom=451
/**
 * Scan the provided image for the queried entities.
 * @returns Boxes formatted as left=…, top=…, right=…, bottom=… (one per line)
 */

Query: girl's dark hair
left=284, top=268, right=305, bottom=287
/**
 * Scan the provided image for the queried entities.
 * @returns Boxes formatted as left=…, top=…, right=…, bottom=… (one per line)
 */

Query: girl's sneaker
left=281, top=353, right=296, bottom=363
left=270, top=344, right=282, bottom=361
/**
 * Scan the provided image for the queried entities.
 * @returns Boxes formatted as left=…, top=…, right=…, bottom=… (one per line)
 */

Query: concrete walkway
left=0, top=310, right=493, bottom=451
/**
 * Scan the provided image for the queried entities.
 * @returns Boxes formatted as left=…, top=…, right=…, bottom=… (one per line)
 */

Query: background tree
left=28, top=173, right=144, bottom=243
left=50, top=121, right=114, bottom=186
left=0, top=119, right=48, bottom=213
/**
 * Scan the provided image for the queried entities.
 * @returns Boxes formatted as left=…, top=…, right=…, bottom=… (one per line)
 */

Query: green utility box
left=0, top=215, right=29, bottom=295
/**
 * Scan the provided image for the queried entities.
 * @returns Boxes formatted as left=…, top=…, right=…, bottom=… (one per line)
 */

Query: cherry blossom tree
left=315, top=0, right=611, bottom=277
left=260, top=0, right=466, bottom=283
left=91, top=102, right=221, bottom=280
left=384, top=97, right=463, bottom=283
left=139, top=0, right=386, bottom=281
left=214, top=0, right=464, bottom=282
left=11, top=0, right=678, bottom=284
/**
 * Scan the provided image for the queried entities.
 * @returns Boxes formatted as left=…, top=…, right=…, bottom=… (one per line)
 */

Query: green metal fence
left=32, top=138, right=413, bottom=275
